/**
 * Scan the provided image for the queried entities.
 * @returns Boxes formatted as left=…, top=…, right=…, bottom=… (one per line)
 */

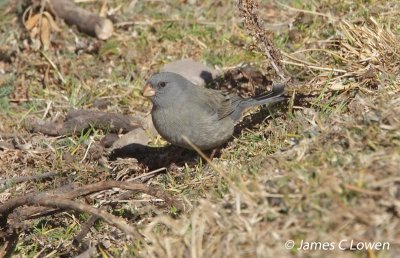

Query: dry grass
left=0, top=0, right=399, bottom=257
left=141, top=93, right=400, bottom=257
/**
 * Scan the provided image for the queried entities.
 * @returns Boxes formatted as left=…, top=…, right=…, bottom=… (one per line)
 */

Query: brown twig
left=75, top=245, right=98, bottom=258
left=0, top=181, right=183, bottom=229
left=73, top=215, right=99, bottom=246
left=110, top=168, right=168, bottom=200
left=0, top=172, right=57, bottom=188
left=27, top=109, right=142, bottom=136
left=0, top=181, right=183, bottom=240
left=36, top=195, right=138, bottom=237
left=127, top=167, right=167, bottom=182
left=343, top=184, right=383, bottom=197
left=49, top=0, right=113, bottom=40
left=0, top=232, right=18, bottom=257
left=6, top=183, right=78, bottom=222
left=237, top=0, right=287, bottom=81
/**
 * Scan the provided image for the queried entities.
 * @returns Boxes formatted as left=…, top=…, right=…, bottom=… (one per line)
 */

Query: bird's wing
left=197, top=88, right=242, bottom=121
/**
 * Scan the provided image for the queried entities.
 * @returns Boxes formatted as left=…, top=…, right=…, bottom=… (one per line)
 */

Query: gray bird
left=143, top=72, right=285, bottom=150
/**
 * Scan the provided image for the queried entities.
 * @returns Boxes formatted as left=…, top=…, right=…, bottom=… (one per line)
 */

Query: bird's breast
left=151, top=105, right=234, bottom=150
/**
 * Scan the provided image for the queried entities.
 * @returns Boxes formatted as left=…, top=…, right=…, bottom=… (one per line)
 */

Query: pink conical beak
left=142, top=83, right=155, bottom=97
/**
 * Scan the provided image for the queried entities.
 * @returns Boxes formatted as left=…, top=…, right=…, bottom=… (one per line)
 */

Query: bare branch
left=30, top=195, right=139, bottom=237
left=0, top=181, right=183, bottom=237
left=237, top=0, right=287, bottom=81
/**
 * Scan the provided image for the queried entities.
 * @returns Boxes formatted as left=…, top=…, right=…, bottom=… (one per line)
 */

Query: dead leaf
left=30, top=26, right=39, bottom=39
left=24, top=13, right=40, bottom=30
left=40, top=17, right=51, bottom=50
left=23, top=5, right=61, bottom=50
left=328, top=81, right=353, bottom=91
left=43, top=11, right=61, bottom=32
left=99, top=1, right=108, bottom=17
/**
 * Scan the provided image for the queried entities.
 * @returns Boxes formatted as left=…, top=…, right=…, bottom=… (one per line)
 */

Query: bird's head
left=142, top=72, right=189, bottom=107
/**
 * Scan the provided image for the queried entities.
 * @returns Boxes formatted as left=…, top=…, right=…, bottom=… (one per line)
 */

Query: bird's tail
left=245, top=82, right=285, bottom=106
left=231, top=83, right=286, bottom=121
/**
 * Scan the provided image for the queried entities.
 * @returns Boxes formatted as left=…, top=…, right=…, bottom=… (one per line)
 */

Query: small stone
left=111, top=128, right=150, bottom=150
left=160, top=58, right=222, bottom=87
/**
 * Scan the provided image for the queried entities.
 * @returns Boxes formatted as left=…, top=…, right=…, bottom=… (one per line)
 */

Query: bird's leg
left=208, top=148, right=219, bottom=160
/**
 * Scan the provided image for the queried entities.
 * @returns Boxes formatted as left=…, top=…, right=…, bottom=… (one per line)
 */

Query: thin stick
left=73, top=215, right=100, bottom=246
left=42, top=100, right=53, bottom=120
left=343, top=184, right=383, bottom=196
left=238, top=0, right=287, bottom=81
left=182, top=136, right=254, bottom=202
left=0, top=172, right=57, bottom=188
left=282, top=60, right=347, bottom=73
left=276, top=1, right=335, bottom=19
left=40, top=51, right=66, bottom=84
left=32, top=195, right=139, bottom=237
left=127, top=167, right=167, bottom=182
left=80, top=136, right=94, bottom=163
left=281, top=51, right=347, bottom=73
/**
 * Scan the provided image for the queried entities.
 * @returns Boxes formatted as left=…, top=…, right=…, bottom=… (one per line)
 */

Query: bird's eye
left=158, top=82, right=166, bottom=88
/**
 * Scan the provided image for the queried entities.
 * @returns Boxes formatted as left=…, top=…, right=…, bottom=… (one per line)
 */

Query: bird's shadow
left=109, top=143, right=200, bottom=170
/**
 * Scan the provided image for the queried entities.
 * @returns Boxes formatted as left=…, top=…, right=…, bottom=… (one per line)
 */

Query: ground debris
left=26, top=109, right=142, bottom=136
